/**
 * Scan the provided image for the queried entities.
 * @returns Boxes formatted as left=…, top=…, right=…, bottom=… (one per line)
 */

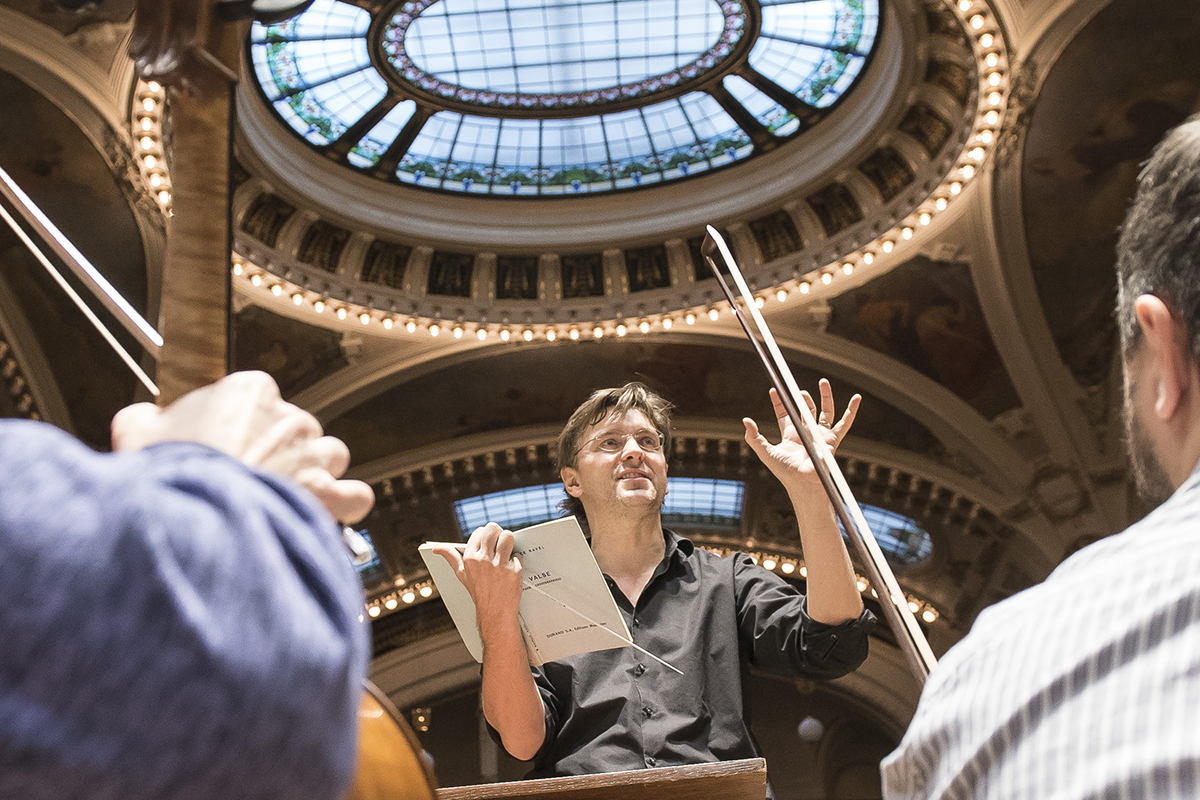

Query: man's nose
left=620, top=437, right=646, bottom=460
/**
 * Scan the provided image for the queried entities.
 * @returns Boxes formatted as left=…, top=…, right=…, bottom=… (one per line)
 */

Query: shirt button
left=634, top=664, right=646, bottom=677
left=646, top=756, right=657, bottom=767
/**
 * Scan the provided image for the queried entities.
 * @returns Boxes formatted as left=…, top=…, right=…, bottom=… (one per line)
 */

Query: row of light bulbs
left=0, top=342, right=38, bottom=421
left=365, top=579, right=436, bottom=617
left=720, top=547, right=942, bottom=625
left=361, top=543, right=940, bottom=625
left=131, top=80, right=173, bottom=210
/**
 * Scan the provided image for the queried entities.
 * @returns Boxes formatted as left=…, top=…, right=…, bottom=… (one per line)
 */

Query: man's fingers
left=243, top=406, right=323, bottom=467
left=306, top=436, right=352, bottom=478
left=111, top=402, right=164, bottom=451
left=831, top=394, right=863, bottom=440
left=817, top=378, right=835, bottom=425
left=429, top=544, right=466, bottom=575
left=495, top=529, right=516, bottom=564
left=293, top=468, right=375, bottom=523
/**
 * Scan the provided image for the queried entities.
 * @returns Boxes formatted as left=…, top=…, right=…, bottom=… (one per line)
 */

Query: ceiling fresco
left=826, top=255, right=1019, bottom=420
left=1021, top=0, right=1200, bottom=389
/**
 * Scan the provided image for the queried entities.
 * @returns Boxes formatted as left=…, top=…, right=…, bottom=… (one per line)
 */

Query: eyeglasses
left=578, top=430, right=665, bottom=454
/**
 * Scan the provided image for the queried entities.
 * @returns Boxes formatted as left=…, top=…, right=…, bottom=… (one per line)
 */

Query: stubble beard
left=1122, top=393, right=1175, bottom=509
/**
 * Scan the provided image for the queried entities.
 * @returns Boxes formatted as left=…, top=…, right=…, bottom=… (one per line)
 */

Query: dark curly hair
left=1116, top=114, right=1200, bottom=364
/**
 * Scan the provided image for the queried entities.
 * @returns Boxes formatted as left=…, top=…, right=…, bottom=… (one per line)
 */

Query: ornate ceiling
left=1, top=0, right=1199, bottom=790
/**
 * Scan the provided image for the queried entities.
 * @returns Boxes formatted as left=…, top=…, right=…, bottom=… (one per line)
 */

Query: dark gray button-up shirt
left=524, top=529, right=875, bottom=790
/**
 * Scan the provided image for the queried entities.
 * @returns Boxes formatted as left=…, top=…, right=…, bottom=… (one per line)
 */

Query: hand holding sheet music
left=421, top=517, right=682, bottom=673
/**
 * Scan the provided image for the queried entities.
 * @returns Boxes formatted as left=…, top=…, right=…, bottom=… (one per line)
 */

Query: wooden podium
left=436, top=759, right=767, bottom=800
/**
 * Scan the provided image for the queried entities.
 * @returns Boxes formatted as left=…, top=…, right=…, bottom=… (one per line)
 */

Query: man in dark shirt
left=433, top=380, right=874, bottom=786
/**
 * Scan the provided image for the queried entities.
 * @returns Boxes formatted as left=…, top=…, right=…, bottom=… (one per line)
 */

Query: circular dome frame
left=248, top=0, right=881, bottom=196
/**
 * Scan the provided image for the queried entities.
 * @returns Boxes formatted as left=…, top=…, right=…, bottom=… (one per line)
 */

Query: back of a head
left=556, top=383, right=673, bottom=522
left=1115, top=114, right=1200, bottom=363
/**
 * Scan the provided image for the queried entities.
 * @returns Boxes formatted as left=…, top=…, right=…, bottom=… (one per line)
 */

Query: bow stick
left=701, top=226, right=937, bottom=685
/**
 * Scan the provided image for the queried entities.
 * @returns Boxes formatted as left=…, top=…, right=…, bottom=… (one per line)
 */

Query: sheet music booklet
left=419, top=517, right=634, bottom=666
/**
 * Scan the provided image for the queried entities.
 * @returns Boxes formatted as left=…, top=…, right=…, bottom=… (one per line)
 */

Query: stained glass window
left=251, top=0, right=878, bottom=194
left=453, top=477, right=746, bottom=535
left=838, top=505, right=935, bottom=566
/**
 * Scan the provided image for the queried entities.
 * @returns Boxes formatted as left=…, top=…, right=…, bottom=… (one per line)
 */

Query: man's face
left=563, top=409, right=668, bottom=514
left=1123, top=347, right=1175, bottom=508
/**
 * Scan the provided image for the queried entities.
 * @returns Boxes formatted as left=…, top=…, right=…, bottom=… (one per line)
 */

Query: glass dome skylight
left=250, top=0, right=879, bottom=195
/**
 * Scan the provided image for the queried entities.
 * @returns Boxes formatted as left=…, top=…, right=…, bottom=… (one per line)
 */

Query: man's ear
left=561, top=467, right=583, bottom=498
left=1134, top=294, right=1190, bottom=420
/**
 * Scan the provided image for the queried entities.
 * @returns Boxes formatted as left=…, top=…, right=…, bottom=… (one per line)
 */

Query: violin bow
left=701, top=226, right=937, bottom=685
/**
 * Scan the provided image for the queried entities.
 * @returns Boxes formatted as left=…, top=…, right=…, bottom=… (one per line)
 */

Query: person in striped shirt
left=882, top=115, right=1200, bottom=799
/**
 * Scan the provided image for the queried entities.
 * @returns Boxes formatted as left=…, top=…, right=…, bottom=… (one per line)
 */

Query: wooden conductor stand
left=437, top=759, right=767, bottom=800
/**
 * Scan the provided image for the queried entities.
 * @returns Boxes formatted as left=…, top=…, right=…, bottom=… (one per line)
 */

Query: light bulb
left=707, top=307, right=719, bottom=321
left=476, top=328, right=487, bottom=340
left=270, top=283, right=282, bottom=296
left=882, top=240, right=894, bottom=253
left=616, top=324, right=627, bottom=337
left=799, top=281, right=810, bottom=294
left=685, top=312, right=696, bottom=325
left=360, top=312, right=371, bottom=325
left=821, top=272, right=833, bottom=285
left=639, top=320, right=650, bottom=334
left=842, top=262, right=854, bottom=275
left=500, top=328, right=511, bottom=342
left=382, top=317, right=393, bottom=330
left=292, top=293, right=304, bottom=306
left=546, top=328, right=557, bottom=341
left=405, top=320, right=417, bottom=333
left=429, top=323, right=440, bottom=336
left=776, top=288, right=788, bottom=302
left=453, top=325, right=464, bottom=338
left=862, top=251, right=874, bottom=265
left=569, top=328, right=580, bottom=340
left=661, top=316, right=673, bottom=329
left=902, top=227, right=913, bottom=239
left=314, top=300, right=325, bottom=313
left=336, top=307, right=348, bottom=320
left=592, top=326, right=603, bottom=338
left=523, top=328, right=533, bottom=341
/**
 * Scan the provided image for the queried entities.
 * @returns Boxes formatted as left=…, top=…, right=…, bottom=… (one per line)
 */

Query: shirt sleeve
left=732, top=552, right=875, bottom=679
left=0, top=420, right=369, bottom=800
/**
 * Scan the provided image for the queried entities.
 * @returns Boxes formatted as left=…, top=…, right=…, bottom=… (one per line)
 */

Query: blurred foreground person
left=882, top=117, right=1200, bottom=798
left=0, top=371, right=374, bottom=800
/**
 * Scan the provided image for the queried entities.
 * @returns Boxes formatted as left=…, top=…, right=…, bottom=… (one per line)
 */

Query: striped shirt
left=881, top=466, right=1200, bottom=800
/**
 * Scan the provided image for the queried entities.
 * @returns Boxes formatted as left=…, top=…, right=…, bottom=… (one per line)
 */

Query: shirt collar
left=663, top=528, right=695, bottom=562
